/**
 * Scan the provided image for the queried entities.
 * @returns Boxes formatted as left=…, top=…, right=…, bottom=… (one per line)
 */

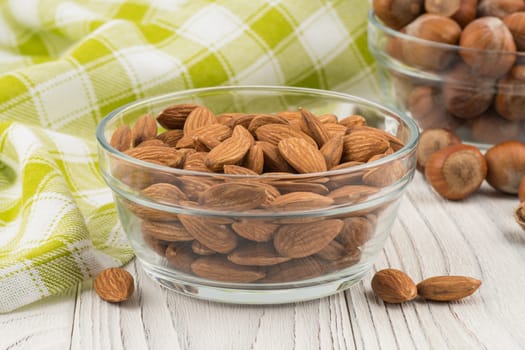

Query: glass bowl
left=96, top=85, right=419, bottom=304
left=368, top=10, right=525, bottom=149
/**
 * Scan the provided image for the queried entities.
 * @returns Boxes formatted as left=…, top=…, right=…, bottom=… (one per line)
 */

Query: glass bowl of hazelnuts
left=96, top=85, right=419, bottom=304
left=368, top=0, right=525, bottom=148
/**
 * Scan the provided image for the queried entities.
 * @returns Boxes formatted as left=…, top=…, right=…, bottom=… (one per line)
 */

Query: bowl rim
left=96, top=85, right=419, bottom=180
left=368, top=9, right=525, bottom=56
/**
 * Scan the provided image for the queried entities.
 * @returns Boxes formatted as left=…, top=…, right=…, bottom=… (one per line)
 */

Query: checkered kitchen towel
left=0, top=0, right=377, bottom=312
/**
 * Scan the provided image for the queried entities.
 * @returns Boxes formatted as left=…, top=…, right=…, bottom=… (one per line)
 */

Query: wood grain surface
left=2, top=173, right=524, bottom=350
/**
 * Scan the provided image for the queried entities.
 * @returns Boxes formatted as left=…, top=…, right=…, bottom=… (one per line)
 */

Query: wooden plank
left=5, top=172, right=525, bottom=349
left=346, top=173, right=525, bottom=350
left=0, top=288, right=76, bottom=350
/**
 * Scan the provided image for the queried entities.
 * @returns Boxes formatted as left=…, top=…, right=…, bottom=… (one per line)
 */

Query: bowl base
left=138, top=258, right=371, bottom=305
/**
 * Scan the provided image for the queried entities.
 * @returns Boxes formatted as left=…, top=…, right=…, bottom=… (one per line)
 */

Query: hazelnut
left=503, top=12, right=525, bottom=50
left=406, top=86, right=463, bottom=129
left=425, top=0, right=461, bottom=16
left=442, top=63, right=495, bottom=119
left=478, top=0, right=525, bottom=19
left=470, top=109, right=521, bottom=144
left=514, top=201, right=525, bottom=230
left=407, top=85, right=443, bottom=119
left=373, top=0, right=425, bottom=30
left=451, top=0, right=479, bottom=28
left=485, top=141, right=525, bottom=194
left=402, top=14, right=462, bottom=70
left=416, top=128, right=462, bottom=171
left=495, top=65, right=525, bottom=121
left=425, top=144, right=487, bottom=200
left=460, top=16, right=517, bottom=78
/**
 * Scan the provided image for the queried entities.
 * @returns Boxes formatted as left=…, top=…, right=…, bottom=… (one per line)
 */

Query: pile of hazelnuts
left=416, top=128, right=525, bottom=228
left=373, top=0, right=525, bottom=141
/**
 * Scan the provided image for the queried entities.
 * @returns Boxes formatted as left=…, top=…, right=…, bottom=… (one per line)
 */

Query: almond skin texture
left=371, top=269, right=417, bottom=304
left=417, top=276, right=481, bottom=301
left=94, top=268, right=134, bottom=303
left=178, top=214, right=238, bottom=254
left=199, top=182, right=268, bottom=210
left=273, top=219, right=344, bottom=258
left=110, top=125, right=132, bottom=151
left=191, top=256, right=265, bottom=283
left=132, top=114, right=158, bottom=146
left=278, top=137, right=328, bottom=173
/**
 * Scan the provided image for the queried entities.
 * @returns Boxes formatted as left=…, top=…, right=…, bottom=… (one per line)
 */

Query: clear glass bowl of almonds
left=368, top=4, right=525, bottom=148
left=96, top=85, right=419, bottom=304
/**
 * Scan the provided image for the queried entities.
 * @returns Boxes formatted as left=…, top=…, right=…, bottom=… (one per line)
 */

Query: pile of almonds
left=371, top=268, right=481, bottom=303
left=373, top=0, right=525, bottom=143
left=108, top=103, right=409, bottom=284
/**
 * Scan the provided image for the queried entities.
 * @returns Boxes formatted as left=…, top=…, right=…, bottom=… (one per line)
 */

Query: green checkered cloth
left=0, top=0, right=377, bottom=313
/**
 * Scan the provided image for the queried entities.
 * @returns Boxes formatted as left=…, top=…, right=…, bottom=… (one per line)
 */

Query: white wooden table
left=2, top=172, right=524, bottom=350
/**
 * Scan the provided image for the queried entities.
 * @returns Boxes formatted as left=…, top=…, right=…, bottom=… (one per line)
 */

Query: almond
left=257, top=141, right=295, bottom=173
left=178, top=176, right=217, bottom=201
left=141, top=220, right=193, bottom=242
left=322, top=248, right=362, bottom=273
left=339, top=114, right=366, bottom=128
left=183, top=152, right=212, bottom=172
left=255, top=124, right=317, bottom=148
left=263, top=256, right=324, bottom=283
left=327, top=185, right=379, bottom=205
left=242, top=144, right=265, bottom=174
left=231, top=114, right=258, bottom=129
left=271, top=181, right=329, bottom=195
left=278, top=137, right=327, bottom=173
left=320, top=134, right=344, bottom=169
left=300, top=107, right=330, bottom=147
left=316, top=240, right=348, bottom=261
left=157, top=129, right=184, bottom=147
left=231, top=220, right=278, bottom=242
left=247, top=114, right=289, bottom=133
left=178, top=214, right=238, bottom=253
left=110, top=125, right=132, bottom=151
left=273, top=219, right=344, bottom=258
left=132, top=114, right=158, bottom=146
left=318, top=113, right=338, bottom=124
left=204, top=125, right=252, bottom=172
left=183, top=106, right=218, bottom=134
left=337, top=216, right=375, bottom=248
left=269, top=191, right=334, bottom=211
left=227, top=243, right=291, bottom=266
left=199, top=182, right=268, bottom=210
left=191, top=256, right=265, bottom=283
left=223, top=164, right=259, bottom=175
left=362, top=161, right=405, bottom=187
left=324, top=123, right=348, bottom=138
left=157, top=103, right=199, bottom=129
left=142, top=232, right=168, bottom=256
left=142, top=182, right=188, bottom=204
left=417, top=276, right=481, bottom=301
left=136, top=139, right=167, bottom=148
left=342, top=130, right=390, bottom=162
left=371, top=269, right=418, bottom=304
left=124, top=146, right=186, bottom=168
left=191, top=240, right=216, bottom=256
left=93, top=268, right=134, bottom=303
left=353, top=126, right=405, bottom=151
left=165, top=244, right=196, bottom=273
left=125, top=183, right=186, bottom=221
